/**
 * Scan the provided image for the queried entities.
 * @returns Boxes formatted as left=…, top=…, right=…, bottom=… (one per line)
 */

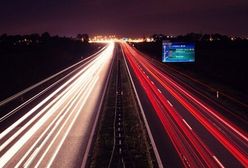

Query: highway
left=121, top=42, right=248, bottom=167
left=0, top=42, right=115, bottom=168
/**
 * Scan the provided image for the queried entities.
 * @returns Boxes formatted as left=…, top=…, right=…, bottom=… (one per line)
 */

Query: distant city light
left=89, top=35, right=154, bottom=43
left=89, top=35, right=119, bottom=43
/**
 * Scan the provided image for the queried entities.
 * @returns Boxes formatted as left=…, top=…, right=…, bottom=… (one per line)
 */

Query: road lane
left=122, top=43, right=183, bottom=167
left=121, top=42, right=248, bottom=167
left=0, top=42, right=115, bottom=168
left=0, top=45, right=107, bottom=132
left=123, top=44, right=218, bottom=167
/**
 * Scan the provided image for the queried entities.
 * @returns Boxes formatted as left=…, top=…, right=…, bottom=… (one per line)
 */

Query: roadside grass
left=89, top=45, right=155, bottom=167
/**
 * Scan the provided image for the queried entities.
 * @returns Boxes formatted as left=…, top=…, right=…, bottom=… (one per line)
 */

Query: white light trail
left=0, top=42, right=114, bottom=167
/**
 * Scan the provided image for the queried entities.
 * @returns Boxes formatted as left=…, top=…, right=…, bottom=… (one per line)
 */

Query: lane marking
left=34, top=77, right=98, bottom=167
left=157, top=89, right=162, bottom=93
left=1, top=74, right=91, bottom=152
left=81, top=43, right=115, bottom=168
left=119, top=148, right=122, bottom=154
left=157, top=69, right=248, bottom=142
left=1, top=43, right=113, bottom=168
left=121, top=45, right=164, bottom=168
left=0, top=47, right=107, bottom=123
left=182, top=119, right=192, bottom=130
left=0, top=45, right=107, bottom=108
left=213, top=156, right=225, bottom=168
left=46, top=76, right=99, bottom=168
left=1, top=56, right=101, bottom=140
left=167, top=100, right=173, bottom=107
left=23, top=147, right=39, bottom=167
left=14, top=74, right=93, bottom=168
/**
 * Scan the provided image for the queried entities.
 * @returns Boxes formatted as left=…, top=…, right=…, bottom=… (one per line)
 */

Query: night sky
left=1, top=0, right=248, bottom=37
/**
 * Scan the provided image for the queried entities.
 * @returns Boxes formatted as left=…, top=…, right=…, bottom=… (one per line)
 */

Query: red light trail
left=121, top=42, right=248, bottom=167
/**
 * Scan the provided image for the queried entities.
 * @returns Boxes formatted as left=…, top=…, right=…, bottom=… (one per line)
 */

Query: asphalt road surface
left=121, top=42, right=248, bottom=168
left=1, top=42, right=247, bottom=168
left=0, top=42, right=115, bottom=168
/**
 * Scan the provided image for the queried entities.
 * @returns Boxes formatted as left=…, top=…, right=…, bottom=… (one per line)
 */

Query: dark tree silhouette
left=77, top=34, right=89, bottom=43
left=41, top=32, right=50, bottom=41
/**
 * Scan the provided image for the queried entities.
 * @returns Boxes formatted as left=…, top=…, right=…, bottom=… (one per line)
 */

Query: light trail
left=16, top=75, right=94, bottom=167
left=0, top=42, right=114, bottom=167
left=133, top=47, right=248, bottom=165
left=0, top=45, right=107, bottom=108
left=1, top=53, right=101, bottom=140
left=42, top=77, right=99, bottom=168
left=122, top=43, right=219, bottom=167
left=121, top=42, right=248, bottom=167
